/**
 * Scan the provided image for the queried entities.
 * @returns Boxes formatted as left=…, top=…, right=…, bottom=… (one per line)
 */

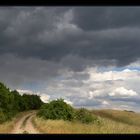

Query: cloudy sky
left=1, top=7, right=140, bottom=112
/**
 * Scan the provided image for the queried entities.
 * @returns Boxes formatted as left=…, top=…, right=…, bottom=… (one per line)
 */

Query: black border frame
left=0, top=0, right=140, bottom=6
left=0, top=134, right=140, bottom=140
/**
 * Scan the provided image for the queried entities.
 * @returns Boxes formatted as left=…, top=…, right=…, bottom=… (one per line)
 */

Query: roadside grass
left=92, top=109, right=140, bottom=126
left=33, top=115, right=140, bottom=134
left=0, top=111, right=35, bottom=133
left=23, top=130, right=29, bottom=134
left=0, top=120, right=15, bottom=133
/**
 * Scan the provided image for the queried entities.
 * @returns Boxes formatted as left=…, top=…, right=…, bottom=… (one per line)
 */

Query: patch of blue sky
left=97, top=66, right=140, bottom=72
left=112, top=66, right=140, bottom=72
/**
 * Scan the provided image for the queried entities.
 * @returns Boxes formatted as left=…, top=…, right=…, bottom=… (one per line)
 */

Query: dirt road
left=11, top=111, right=40, bottom=134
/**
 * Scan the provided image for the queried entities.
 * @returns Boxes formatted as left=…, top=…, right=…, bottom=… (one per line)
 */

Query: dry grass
left=33, top=115, right=140, bottom=134
left=92, top=109, right=140, bottom=126
left=0, top=120, right=15, bottom=133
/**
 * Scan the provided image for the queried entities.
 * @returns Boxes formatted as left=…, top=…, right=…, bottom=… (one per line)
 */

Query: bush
left=37, top=99, right=75, bottom=121
left=75, top=108, right=98, bottom=124
left=0, top=108, right=7, bottom=123
left=37, top=99, right=99, bottom=124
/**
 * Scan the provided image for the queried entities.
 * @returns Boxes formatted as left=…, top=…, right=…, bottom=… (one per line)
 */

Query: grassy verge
left=0, top=120, right=15, bottom=133
left=33, top=116, right=140, bottom=134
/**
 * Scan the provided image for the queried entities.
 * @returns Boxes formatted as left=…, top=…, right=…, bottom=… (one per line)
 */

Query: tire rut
left=11, top=112, right=40, bottom=134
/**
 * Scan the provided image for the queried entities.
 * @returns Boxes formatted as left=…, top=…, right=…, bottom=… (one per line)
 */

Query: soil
left=11, top=111, right=40, bottom=134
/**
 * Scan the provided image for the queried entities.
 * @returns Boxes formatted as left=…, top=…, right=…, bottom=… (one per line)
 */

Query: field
left=1, top=109, right=140, bottom=133
left=33, top=109, right=140, bottom=134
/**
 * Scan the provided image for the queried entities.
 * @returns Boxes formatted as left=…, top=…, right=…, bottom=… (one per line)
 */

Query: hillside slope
left=33, top=109, right=140, bottom=134
left=92, top=109, right=140, bottom=126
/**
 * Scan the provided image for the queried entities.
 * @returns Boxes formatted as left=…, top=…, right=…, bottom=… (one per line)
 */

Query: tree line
left=0, top=82, right=43, bottom=123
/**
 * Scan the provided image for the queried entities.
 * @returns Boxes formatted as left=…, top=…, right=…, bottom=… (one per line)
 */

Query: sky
left=0, top=7, right=140, bottom=112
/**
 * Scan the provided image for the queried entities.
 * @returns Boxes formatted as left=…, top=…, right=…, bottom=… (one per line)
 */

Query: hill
left=92, top=109, right=140, bottom=126
left=33, top=109, right=140, bottom=134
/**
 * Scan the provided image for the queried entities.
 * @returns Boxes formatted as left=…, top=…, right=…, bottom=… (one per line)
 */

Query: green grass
left=33, top=109, right=140, bottom=134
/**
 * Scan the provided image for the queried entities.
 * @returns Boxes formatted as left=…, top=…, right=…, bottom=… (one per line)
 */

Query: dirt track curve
left=11, top=111, right=40, bottom=134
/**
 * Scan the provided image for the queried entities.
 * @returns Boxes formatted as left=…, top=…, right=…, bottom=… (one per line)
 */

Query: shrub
left=0, top=108, right=7, bottom=123
left=37, top=99, right=75, bottom=121
left=75, top=108, right=98, bottom=124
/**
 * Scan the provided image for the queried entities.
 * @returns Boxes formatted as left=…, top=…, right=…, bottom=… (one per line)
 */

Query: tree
left=0, top=82, right=43, bottom=123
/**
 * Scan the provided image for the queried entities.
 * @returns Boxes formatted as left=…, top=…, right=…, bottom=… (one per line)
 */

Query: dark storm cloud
left=72, top=7, right=140, bottom=31
left=110, top=96, right=140, bottom=104
left=0, top=7, right=140, bottom=73
left=0, top=53, right=64, bottom=89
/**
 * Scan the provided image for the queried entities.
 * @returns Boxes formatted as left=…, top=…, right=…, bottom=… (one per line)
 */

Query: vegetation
left=33, top=110, right=140, bottom=134
left=0, top=108, right=7, bottom=123
left=37, top=99, right=75, bottom=121
left=92, top=109, right=140, bottom=126
left=0, top=82, right=43, bottom=124
left=0, top=119, right=16, bottom=133
left=75, top=108, right=98, bottom=124
left=33, top=117, right=140, bottom=134
left=37, top=99, right=99, bottom=124
left=0, top=111, right=32, bottom=133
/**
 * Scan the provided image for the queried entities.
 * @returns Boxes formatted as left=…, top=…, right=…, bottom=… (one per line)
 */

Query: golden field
left=33, top=109, right=140, bottom=134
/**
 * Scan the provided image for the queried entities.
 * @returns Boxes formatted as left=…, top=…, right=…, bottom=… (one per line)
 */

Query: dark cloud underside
left=0, top=7, right=140, bottom=68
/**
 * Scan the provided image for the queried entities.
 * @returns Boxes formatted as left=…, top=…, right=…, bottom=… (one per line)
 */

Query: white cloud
left=86, top=67, right=140, bottom=82
left=40, top=94, right=50, bottom=103
left=39, top=66, right=140, bottom=111
left=109, top=87, right=138, bottom=97
left=64, top=99, right=73, bottom=105
left=16, top=66, right=140, bottom=112
left=102, top=100, right=110, bottom=105
left=17, top=89, right=35, bottom=95
left=88, top=90, right=105, bottom=99
left=88, top=91, right=94, bottom=99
